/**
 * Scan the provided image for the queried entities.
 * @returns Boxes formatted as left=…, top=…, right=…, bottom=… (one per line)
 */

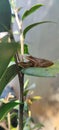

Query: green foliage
left=24, top=44, right=29, bottom=54
left=0, top=64, right=21, bottom=95
left=0, top=41, right=19, bottom=79
left=19, top=44, right=29, bottom=54
left=22, top=4, right=43, bottom=20
left=46, top=60, right=59, bottom=75
left=23, top=21, right=53, bottom=38
left=0, top=0, right=11, bottom=32
left=0, top=101, right=19, bottom=121
left=21, top=67, right=54, bottom=77
left=32, top=123, right=44, bottom=130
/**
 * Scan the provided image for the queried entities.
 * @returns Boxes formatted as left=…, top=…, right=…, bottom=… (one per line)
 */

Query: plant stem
left=14, top=54, right=24, bottom=130
left=14, top=7, right=24, bottom=130
left=19, top=72, right=24, bottom=130
left=14, top=9, right=24, bottom=58
left=7, top=112, right=11, bottom=130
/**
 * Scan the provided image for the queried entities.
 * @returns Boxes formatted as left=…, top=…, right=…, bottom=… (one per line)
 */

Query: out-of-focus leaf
left=22, top=4, right=43, bottom=20
left=24, top=79, right=29, bottom=89
left=1, top=34, right=8, bottom=42
left=24, top=83, right=36, bottom=96
left=0, top=41, right=19, bottom=79
left=32, top=96, right=42, bottom=101
left=9, top=0, right=15, bottom=10
left=24, top=101, right=28, bottom=112
left=0, top=0, right=11, bottom=32
left=11, top=128, right=16, bottom=130
left=0, top=101, right=20, bottom=121
left=27, top=83, right=36, bottom=90
left=23, top=21, right=53, bottom=38
left=0, top=64, right=22, bottom=95
left=21, top=67, right=55, bottom=77
left=24, top=90, right=29, bottom=96
left=32, top=123, right=44, bottom=130
left=23, top=120, right=31, bottom=130
left=11, top=57, right=15, bottom=62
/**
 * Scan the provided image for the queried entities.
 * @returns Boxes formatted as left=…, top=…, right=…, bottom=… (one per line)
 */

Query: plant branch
left=14, top=54, right=24, bottom=130
left=7, top=113, right=11, bottom=130
left=14, top=9, right=24, bottom=58
left=13, top=6, right=25, bottom=130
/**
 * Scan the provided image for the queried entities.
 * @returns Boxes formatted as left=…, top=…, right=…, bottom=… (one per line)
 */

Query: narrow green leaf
left=24, top=44, right=29, bottom=54
left=24, top=79, right=29, bottom=89
left=23, top=21, right=53, bottom=38
left=0, top=0, right=11, bottom=32
left=0, top=41, right=19, bottom=79
left=0, top=64, right=22, bottom=95
left=22, top=4, right=43, bottom=20
left=21, top=67, right=55, bottom=77
left=0, top=101, right=19, bottom=121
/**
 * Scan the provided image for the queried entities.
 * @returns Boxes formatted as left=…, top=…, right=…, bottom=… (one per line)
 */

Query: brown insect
left=19, top=55, right=54, bottom=68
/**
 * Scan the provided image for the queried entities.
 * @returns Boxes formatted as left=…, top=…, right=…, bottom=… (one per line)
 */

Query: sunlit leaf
left=22, top=4, right=43, bottom=20
left=24, top=79, right=29, bottom=89
left=0, top=64, right=22, bottom=95
left=24, top=90, right=29, bottom=96
left=32, top=96, right=42, bottom=101
left=23, top=21, right=53, bottom=38
left=0, top=0, right=11, bottom=32
left=24, top=44, right=29, bottom=54
left=21, top=67, right=55, bottom=77
left=0, top=41, right=19, bottom=79
left=0, top=101, right=20, bottom=121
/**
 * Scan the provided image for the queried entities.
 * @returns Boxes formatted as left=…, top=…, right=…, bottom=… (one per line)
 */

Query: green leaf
left=32, top=123, right=44, bottom=130
left=24, top=44, right=29, bottom=54
left=24, top=79, right=29, bottom=89
left=0, top=0, right=11, bottom=32
left=22, top=4, right=43, bottom=20
left=0, top=64, right=22, bottom=95
left=1, top=34, right=8, bottom=42
left=23, top=21, right=53, bottom=38
left=0, top=101, right=19, bottom=121
left=21, top=67, right=55, bottom=77
left=24, top=101, right=28, bottom=112
left=22, top=61, right=59, bottom=77
left=46, top=60, right=59, bottom=75
left=18, top=43, right=29, bottom=54
left=0, top=41, right=19, bottom=79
